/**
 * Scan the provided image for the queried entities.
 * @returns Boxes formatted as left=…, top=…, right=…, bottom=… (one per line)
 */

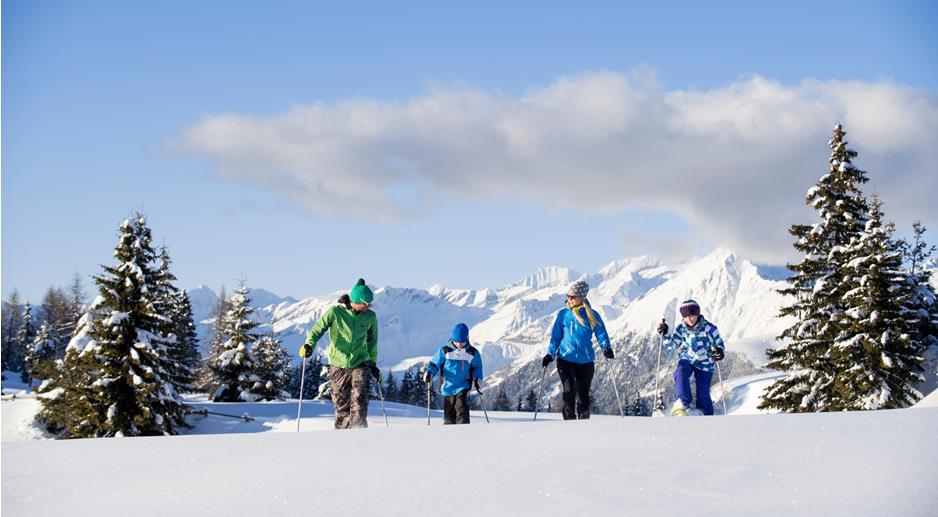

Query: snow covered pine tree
left=761, top=124, right=914, bottom=412
left=36, top=213, right=188, bottom=437
left=208, top=281, right=265, bottom=402
left=833, top=197, right=928, bottom=408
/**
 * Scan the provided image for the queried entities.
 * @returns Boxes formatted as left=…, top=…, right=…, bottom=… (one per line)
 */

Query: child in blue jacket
left=656, top=299, right=726, bottom=416
left=424, top=323, right=484, bottom=424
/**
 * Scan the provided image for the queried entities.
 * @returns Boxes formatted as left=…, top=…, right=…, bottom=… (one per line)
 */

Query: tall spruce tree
left=41, top=287, right=73, bottom=359
left=37, top=214, right=187, bottom=437
left=902, top=221, right=938, bottom=356
left=36, top=312, right=99, bottom=436
left=762, top=124, right=871, bottom=412
left=12, top=303, right=36, bottom=375
left=24, top=323, right=56, bottom=385
left=2, top=289, right=24, bottom=371
left=399, top=368, right=416, bottom=406
left=152, top=248, right=200, bottom=393
left=208, top=282, right=263, bottom=402
left=833, top=198, right=925, bottom=408
left=194, top=287, right=230, bottom=391
left=170, top=291, right=201, bottom=392
left=253, top=333, right=292, bottom=400
left=383, top=370, right=399, bottom=402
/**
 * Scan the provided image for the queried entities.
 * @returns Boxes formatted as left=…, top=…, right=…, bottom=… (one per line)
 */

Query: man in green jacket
left=300, top=278, right=379, bottom=429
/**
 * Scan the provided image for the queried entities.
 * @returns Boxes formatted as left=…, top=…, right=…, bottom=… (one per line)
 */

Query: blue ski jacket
left=662, top=316, right=726, bottom=372
left=547, top=305, right=612, bottom=364
left=426, top=343, right=484, bottom=397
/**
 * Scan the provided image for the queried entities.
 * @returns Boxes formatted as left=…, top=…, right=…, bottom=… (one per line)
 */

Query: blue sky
left=3, top=0, right=937, bottom=303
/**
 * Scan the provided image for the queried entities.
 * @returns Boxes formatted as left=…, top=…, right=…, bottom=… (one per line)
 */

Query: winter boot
left=670, top=399, right=688, bottom=417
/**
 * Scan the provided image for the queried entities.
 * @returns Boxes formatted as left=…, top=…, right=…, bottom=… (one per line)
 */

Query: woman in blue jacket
left=424, top=323, right=484, bottom=425
left=541, top=281, right=614, bottom=420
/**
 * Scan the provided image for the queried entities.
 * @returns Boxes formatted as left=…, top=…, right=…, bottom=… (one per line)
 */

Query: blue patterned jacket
left=662, top=316, right=726, bottom=372
left=426, top=343, right=484, bottom=397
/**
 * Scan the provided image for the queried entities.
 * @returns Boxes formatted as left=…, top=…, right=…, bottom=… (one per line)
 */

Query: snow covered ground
left=4, top=405, right=937, bottom=516
left=712, top=371, right=789, bottom=415
left=4, top=371, right=938, bottom=516
left=913, top=386, right=938, bottom=408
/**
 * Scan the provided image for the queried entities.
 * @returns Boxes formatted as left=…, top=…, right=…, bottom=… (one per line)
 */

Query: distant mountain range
left=189, top=247, right=790, bottom=371
left=187, top=247, right=833, bottom=411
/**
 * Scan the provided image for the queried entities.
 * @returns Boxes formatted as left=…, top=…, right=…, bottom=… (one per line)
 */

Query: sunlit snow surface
left=3, top=376, right=937, bottom=517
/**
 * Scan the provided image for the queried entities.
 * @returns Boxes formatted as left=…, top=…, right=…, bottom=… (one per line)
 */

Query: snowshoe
left=670, top=407, right=688, bottom=417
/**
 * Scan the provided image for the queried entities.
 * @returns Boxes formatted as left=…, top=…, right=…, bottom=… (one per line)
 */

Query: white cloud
left=174, top=71, right=938, bottom=263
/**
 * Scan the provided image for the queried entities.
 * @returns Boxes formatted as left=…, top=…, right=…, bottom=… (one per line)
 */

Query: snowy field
left=3, top=373, right=938, bottom=517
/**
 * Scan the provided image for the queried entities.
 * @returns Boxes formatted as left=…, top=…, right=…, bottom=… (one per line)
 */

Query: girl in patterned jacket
left=656, top=299, right=726, bottom=416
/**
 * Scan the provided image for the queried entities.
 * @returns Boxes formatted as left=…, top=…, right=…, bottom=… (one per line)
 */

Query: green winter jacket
left=305, top=305, right=378, bottom=368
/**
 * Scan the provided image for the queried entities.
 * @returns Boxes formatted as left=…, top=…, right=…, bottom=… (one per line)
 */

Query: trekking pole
left=532, top=365, right=548, bottom=422
left=610, top=358, right=625, bottom=418
left=715, top=361, right=728, bottom=416
left=375, top=373, right=390, bottom=428
left=295, top=356, right=308, bottom=432
left=426, top=379, right=432, bottom=426
left=652, top=319, right=666, bottom=415
left=475, top=386, right=491, bottom=423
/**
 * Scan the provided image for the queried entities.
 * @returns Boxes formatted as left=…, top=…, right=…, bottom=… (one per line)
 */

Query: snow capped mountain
left=606, top=247, right=792, bottom=362
left=188, top=247, right=790, bottom=377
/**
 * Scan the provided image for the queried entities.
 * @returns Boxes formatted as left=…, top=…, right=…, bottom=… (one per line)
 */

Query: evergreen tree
left=902, top=221, right=938, bottom=356
left=1, top=289, right=24, bottom=371
left=410, top=364, right=432, bottom=407
left=35, top=312, right=99, bottom=437
left=762, top=124, right=872, bottom=412
left=628, top=392, right=649, bottom=416
left=151, top=248, right=200, bottom=393
left=286, top=354, right=324, bottom=399
left=253, top=333, right=292, bottom=400
left=383, top=370, right=399, bottom=402
left=12, top=303, right=36, bottom=374
left=208, top=282, right=263, bottom=402
left=169, top=291, right=201, bottom=392
left=67, top=273, right=87, bottom=320
left=41, top=287, right=73, bottom=359
left=493, top=388, right=512, bottom=411
left=399, top=368, right=416, bottom=406
left=832, top=198, right=925, bottom=409
left=522, top=389, right=538, bottom=412
left=24, top=323, right=57, bottom=385
left=37, top=214, right=187, bottom=437
left=194, top=287, right=230, bottom=391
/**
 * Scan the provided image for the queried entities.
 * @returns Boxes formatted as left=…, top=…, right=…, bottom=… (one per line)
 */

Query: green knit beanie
left=349, top=278, right=374, bottom=304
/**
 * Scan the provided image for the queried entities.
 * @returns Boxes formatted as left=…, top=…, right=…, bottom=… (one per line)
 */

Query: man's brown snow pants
left=329, top=364, right=371, bottom=429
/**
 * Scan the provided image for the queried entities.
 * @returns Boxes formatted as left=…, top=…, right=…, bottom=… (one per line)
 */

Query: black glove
left=603, top=347, right=615, bottom=359
left=656, top=320, right=668, bottom=335
left=299, top=343, right=313, bottom=358
left=423, top=370, right=433, bottom=384
left=366, top=361, right=380, bottom=380
left=472, top=378, right=482, bottom=392
left=711, top=347, right=725, bottom=361
left=542, top=354, right=554, bottom=368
